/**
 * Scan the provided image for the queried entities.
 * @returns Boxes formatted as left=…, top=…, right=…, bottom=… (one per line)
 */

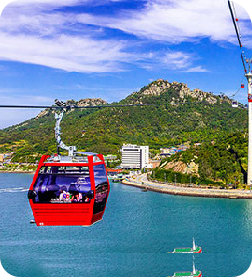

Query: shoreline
left=2, top=170, right=252, bottom=199
left=122, top=174, right=252, bottom=199
left=0, top=170, right=35, bottom=174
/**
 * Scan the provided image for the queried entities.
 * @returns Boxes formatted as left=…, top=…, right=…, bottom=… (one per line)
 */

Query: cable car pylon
left=228, top=0, right=252, bottom=185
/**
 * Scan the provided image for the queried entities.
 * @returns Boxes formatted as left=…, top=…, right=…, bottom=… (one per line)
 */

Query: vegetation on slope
left=0, top=79, right=248, bottom=185
left=155, top=132, right=248, bottom=185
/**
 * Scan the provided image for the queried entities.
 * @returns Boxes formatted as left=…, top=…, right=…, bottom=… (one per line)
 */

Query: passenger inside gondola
left=71, top=191, right=82, bottom=202
left=33, top=166, right=91, bottom=203
left=59, top=186, right=71, bottom=202
left=83, top=195, right=90, bottom=203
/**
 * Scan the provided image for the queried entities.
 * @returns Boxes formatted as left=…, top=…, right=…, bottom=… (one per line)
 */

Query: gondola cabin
left=28, top=153, right=110, bottom=226
left=232, top=100, right=238, bottom=108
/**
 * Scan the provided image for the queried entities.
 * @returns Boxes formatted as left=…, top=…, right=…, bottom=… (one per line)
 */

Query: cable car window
left=93, top=156, right=102, bottom=162
left=33, top=166, right=92, bottom=204
left=93, top=164, right=108, bottom=214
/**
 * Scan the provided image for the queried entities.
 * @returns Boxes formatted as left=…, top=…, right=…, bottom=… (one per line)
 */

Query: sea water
left=0, top=173, right=252, bottom=276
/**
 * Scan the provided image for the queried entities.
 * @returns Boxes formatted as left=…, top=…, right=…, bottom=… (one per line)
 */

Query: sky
left=0, top=0, right=251, bottom=129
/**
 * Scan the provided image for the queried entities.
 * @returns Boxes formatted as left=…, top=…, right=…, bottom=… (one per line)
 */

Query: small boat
left=111, top=176, right=124, bottom=183
left=171, top=261, right=202, bottom=277
left=172, top=238, right=202, bottom=253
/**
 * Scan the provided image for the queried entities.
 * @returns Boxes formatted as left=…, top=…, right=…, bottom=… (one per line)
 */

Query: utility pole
left=228, top=1, right=252, bottom=187
left=246, top=64, right=252, bottom=188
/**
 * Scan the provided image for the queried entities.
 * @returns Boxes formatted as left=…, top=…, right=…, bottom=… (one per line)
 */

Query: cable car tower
left=228, top=0, right=252, bottom=185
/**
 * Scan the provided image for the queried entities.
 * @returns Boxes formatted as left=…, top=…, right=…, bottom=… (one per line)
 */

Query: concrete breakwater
left=122, top=174, right=252, bottom=199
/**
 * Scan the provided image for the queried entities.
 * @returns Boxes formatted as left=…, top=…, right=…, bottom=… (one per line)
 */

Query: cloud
left=184, top=66, right=209, bottom=73
left=2, top=0, right=247, bottom=73
left=0, top=31, right=133, bottom=72
left=0, top=3, right=208, bottom=73
left=145, top=51, right=208, bottom=72
left=5, top=0, right=96, bottom=11
left=163, top=52, right=193, bottom=70
left=0, top=1, right=137, bottom=73
left=4, top=0, right=126, bottom=13
left=77, top=0, right=252, bottom=45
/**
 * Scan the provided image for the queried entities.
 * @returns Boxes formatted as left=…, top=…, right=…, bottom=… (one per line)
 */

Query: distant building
left=0, top=153, right=12, bottom=164
left=120, top=144, right=149, bottom=169
left=160, top=144, right=189, bottom=158
left=104, top=154, right=118, bottom=161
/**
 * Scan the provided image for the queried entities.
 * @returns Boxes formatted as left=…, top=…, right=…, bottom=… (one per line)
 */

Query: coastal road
left=123, top=174, right=252, bottom=199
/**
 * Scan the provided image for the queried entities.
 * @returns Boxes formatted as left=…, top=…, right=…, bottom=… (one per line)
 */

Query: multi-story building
left=120, top=144, right=149, bottom=169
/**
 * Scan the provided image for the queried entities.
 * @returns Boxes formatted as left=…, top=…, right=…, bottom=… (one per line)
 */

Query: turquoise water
left=0, top=173, right=252, bottom=276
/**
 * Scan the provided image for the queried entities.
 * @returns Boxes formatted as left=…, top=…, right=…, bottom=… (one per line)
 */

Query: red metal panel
left=88, top=155, right=95, bottom=192
left=29, top=155, right=50, bottom=191
left=92, top=211, right=104, bottom=224
left=30, top=202, right=93, bottom=226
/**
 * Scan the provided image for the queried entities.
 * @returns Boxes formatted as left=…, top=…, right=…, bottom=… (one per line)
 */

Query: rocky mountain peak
left=77, top=98, right=107, bottom=106
left=36, top=98, right=107, bottom=118
left=139, top=79, right=170, bottom=96
left=130, top=79, right=229, bottom=105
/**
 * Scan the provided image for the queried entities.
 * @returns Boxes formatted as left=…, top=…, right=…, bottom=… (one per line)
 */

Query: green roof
left=174, top=248, right=192, bottom=253
left=174, top=272, right=192, bottom=276
left=173, top=271, right=201, bottom=277
left=173, top=247, right=201, bottom=253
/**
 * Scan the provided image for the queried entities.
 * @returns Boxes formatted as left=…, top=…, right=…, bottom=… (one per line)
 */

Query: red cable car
left=241, top=84, right=245, bottom=88
left=28, top=105, right=110, bottom=226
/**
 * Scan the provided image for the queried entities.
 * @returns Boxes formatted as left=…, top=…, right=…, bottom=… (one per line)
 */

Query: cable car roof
left=45, top=153, right=102, bottom=164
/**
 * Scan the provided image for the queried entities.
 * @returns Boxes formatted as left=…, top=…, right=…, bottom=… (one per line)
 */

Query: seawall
left=122, top=175, right=252, bottom=199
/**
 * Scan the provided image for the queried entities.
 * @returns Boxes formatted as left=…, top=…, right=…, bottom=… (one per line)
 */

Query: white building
left=120, top=144, right=149, bottom=169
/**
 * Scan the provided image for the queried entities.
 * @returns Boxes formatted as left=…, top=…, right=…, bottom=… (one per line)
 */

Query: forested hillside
left=0, top=79, right=248, bottom=170
left=153, top=132, right=248, bottom=185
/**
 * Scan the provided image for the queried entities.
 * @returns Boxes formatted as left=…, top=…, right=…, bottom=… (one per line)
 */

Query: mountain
left=0, top=79, right=248, bottom=165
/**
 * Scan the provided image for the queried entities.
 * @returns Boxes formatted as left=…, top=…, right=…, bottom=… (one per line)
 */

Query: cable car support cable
left=228, top=0, right=248, bottom=73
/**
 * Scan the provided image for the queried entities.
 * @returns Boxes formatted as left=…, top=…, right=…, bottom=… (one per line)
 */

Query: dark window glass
left=33, top=166, right=92, bottom=203
left=93, top=164, right=108, bottom=214
left=123, top=149, right=139, bottom=151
